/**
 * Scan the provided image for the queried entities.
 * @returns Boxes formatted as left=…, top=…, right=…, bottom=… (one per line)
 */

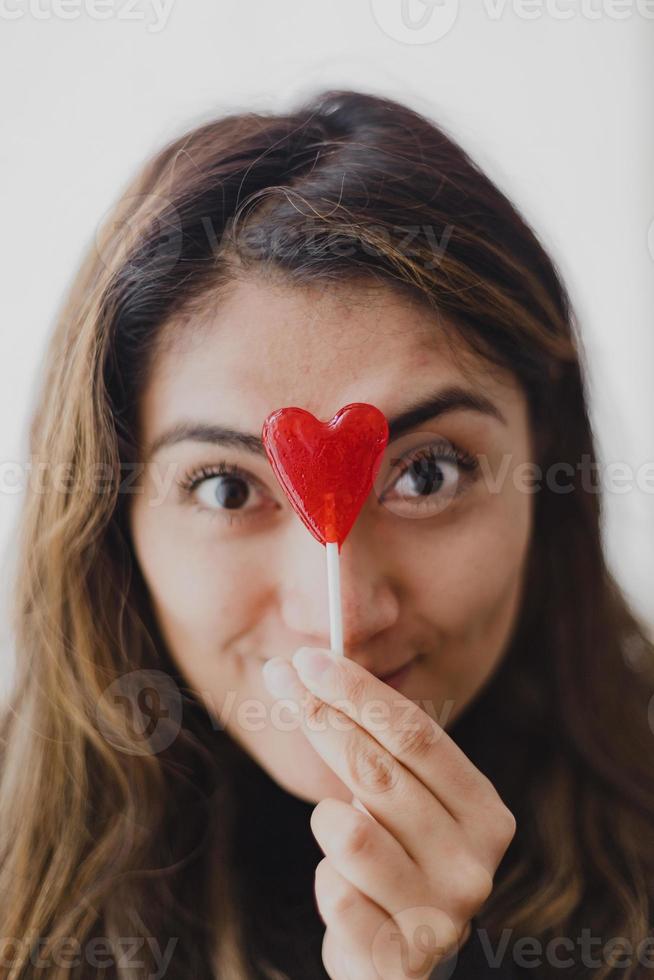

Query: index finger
left=291, top=647, right=506, bottom=826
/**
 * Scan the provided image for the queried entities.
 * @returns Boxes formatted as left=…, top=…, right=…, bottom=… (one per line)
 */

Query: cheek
left=399, top=486, right=533, bottom=638
left=129, top=503, right=263, bottom=653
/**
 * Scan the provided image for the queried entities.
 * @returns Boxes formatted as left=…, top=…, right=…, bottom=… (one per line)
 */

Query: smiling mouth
left=372, top=655, right=419, bottom=689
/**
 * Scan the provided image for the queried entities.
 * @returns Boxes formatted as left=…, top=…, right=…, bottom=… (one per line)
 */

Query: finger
left=310, top=691, right=459, bottom=868
left=264, top=655, right=462, bottom=869
left=352, top=795, right=372, bottom=817
left=311, top=799, right=488, bottom=951
left=292, top=648, right=515, bottom=859
left=322, top=930, right=370, bottom=980
left=262, top=656, right=503, bottom=885
left=319, top=867, right=461, bottom=980
left=315, top=857, right=388, bottom=979
left=311, top=797, right=429, bottom=918
left=371, top=905, right=463, bottom=980
left=321, top=933, right=349, bottom=980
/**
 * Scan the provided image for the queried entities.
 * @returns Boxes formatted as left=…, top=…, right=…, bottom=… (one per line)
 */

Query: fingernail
left=352, top=796, right=373, bottom=819
left=292, top=647, right=337, bottom=686
left=262, top=658, right=302, bottom=700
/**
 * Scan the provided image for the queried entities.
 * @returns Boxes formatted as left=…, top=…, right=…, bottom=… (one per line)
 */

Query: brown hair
left=1, top=89, right=653, bottom=979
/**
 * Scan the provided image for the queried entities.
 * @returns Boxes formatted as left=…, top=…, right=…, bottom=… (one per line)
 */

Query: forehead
left=140, top=277, right=519, bottom=436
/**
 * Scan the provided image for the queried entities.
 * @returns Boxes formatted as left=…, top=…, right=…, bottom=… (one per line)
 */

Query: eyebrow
left=145, top=385, right=507, bottom=462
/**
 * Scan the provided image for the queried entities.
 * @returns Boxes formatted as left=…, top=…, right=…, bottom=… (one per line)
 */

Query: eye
left=176, top=462, right=274, bottom=523
left=377, top=439, right=478, bottom=519
left=197, top=473, right=253, bottom=512
left=393, top=448, right=456, bottom=498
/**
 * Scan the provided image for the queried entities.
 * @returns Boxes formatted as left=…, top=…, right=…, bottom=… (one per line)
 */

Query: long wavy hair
left=1, top=89, right=652, bottom=979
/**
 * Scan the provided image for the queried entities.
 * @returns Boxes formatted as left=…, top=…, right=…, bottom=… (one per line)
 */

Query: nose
left=277, top=516, right=400, bottom=654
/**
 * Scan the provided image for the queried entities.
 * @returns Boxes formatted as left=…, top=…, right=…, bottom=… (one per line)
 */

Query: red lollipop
left=262, top=403, right=389, bottom=551
left=261, top=403, right=389, bottom=655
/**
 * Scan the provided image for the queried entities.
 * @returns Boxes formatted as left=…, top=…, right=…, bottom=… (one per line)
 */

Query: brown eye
left=381, top=451, right=461, bottom=518
left=392, top=452, right=454, bottom=500
left=374, top=434, right=479, bottom=520
left=196, top=474, right=257, bottom=512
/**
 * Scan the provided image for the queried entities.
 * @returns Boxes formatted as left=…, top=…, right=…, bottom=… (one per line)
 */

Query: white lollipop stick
left=326, top=541, right=344, bottom=657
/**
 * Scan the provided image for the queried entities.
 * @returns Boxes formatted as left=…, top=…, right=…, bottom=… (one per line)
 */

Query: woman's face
left=128, top=277, right=534, bottom=804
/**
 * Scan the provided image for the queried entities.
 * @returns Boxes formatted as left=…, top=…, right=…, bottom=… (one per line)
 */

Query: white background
left=1, top=0, right=653, bottom=693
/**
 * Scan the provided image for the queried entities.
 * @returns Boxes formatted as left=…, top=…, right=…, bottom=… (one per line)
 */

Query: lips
left=372, top=656, right=417, bottom=689
left=374, top=665, right=409, bottom=680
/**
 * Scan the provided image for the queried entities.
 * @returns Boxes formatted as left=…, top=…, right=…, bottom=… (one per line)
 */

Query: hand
left=261, top=648, right=516, bottom=980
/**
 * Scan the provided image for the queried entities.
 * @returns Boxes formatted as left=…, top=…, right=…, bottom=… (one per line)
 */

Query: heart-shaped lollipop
left=261, top=403, right=389, bottom=553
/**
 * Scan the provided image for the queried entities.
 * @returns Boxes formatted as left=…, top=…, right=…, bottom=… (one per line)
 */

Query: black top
left=226, top=690, right=528, bottom=979
left=436, top=923, right=523, bottom=978
left=223, top=640, right=539, bottom=980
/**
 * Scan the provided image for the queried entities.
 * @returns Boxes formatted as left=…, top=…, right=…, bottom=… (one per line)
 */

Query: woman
left=0, top=89, right=652, bottom=980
